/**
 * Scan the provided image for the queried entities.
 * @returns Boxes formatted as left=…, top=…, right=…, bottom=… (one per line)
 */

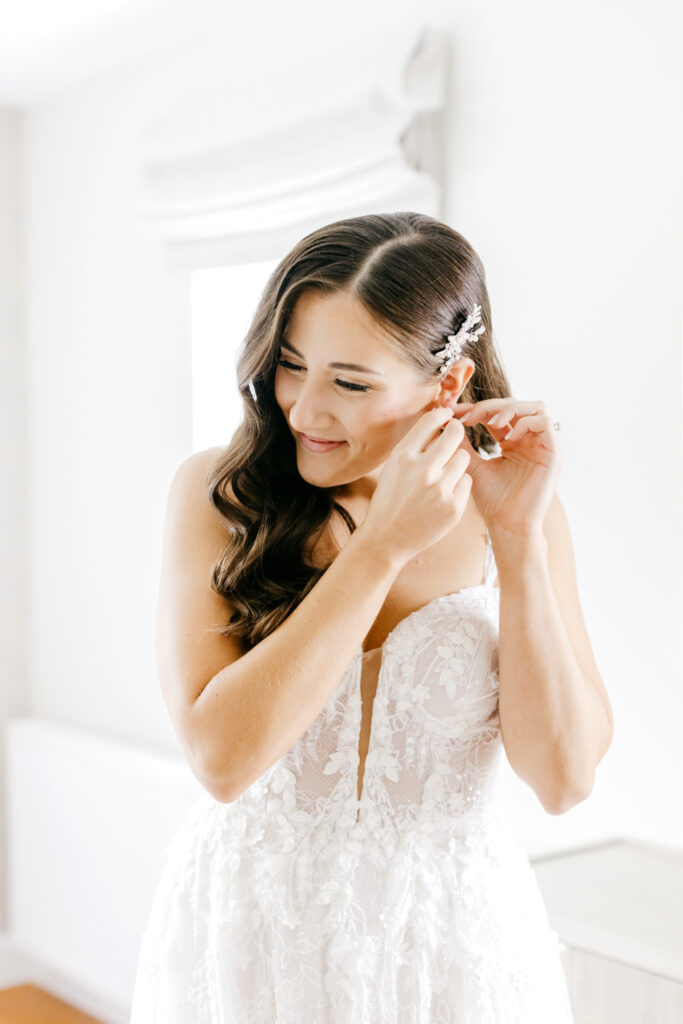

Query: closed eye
left=276, top=358, right=371, bottom=393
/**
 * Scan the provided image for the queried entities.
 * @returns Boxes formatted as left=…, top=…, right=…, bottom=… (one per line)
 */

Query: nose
left=288, top=380, right=335, bottom=435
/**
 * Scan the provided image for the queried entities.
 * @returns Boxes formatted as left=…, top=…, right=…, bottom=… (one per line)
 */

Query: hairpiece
left=433, top=303, right=485, bottom=377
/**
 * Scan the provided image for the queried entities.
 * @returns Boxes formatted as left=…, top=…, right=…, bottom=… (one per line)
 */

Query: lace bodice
left=303, top=530, right=503, bottom=844
left=130, top=494, right=574, bottom=1022
left=353, top=529, right=498, bottom=823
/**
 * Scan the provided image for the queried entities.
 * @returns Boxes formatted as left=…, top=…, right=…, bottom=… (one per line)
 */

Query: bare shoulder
left=170, top=444, right=231, bottom=512
left=165, top=446, right=240, bottom=550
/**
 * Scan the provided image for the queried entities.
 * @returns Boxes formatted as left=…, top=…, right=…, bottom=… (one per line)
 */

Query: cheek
left=369, top=404, right=429, bottom=453
left=273, top=370, right=290, bottom=408
left=353, top=406, right=405, bottom=451
left=272, top=376, right=411, bottom=452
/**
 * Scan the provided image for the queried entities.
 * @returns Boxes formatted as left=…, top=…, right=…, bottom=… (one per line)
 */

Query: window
left=190, top=258, right=279, bottom=451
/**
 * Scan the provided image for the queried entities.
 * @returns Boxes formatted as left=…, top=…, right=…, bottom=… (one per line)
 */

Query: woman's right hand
left=359, top=405, right=472, bottom=567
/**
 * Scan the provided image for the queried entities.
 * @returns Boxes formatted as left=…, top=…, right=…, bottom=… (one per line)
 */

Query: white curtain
left=134, top=24, right=451, bottom=268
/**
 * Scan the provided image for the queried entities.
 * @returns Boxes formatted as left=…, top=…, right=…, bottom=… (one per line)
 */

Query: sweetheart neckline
left=358, top=580, right=500, bottom=659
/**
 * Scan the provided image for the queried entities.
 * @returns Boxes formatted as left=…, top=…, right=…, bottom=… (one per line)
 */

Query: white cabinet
left=533, top=839, right=683, bottom=1024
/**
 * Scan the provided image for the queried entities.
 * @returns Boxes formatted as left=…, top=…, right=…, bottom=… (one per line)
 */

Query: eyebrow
left=279, top=338, right=386, bottom=376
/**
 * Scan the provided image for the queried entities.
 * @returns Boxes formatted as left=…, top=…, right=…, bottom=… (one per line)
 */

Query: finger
left=403, top=406, right=456, bottom=451
left=438, top=423, right=485, bottom=476
left=461, top=400, right=545, bottom=427
left=425, top=416, right=467, bottom=466
left=439, top=445, right=471, bottom=483
left=451, top=399, right=509, bottom=417
left=503, top=413, right=556, bottom=442
left=441, top=452, right=474, bottom=492
left=453, top=425, right=482, bottom=462
left=489, top=401, right=548, bottom=428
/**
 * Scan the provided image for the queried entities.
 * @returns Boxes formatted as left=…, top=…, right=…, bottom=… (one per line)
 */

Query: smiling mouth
left=301, top=433, right=345, bottom=443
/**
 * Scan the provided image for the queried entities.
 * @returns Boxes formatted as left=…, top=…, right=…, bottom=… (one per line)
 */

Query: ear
left=433, top=358, right=476, bottom=406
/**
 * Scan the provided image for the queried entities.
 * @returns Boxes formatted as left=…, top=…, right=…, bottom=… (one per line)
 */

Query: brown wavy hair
left=206, top=211, right=512, bottom=647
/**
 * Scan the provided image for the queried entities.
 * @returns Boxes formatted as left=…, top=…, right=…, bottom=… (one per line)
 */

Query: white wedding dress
left=130, top=506, right=575, bottom=1022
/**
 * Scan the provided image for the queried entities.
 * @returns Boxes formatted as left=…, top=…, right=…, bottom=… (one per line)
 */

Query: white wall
left=3, top=0, right=680, bottom=938
left=0, top=107, right=26, bottom=931
left=6, top=718, right=202, bottom=1022
left=441, top=0, right=682, bottom=853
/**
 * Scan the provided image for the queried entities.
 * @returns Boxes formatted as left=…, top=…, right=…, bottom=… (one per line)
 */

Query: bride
left=130, top=210, right=612, bottom=1022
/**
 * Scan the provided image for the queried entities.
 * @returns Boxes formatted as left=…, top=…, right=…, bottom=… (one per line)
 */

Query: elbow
left=542, top=770, right=594, bottom=816
left=185, top=699, right=243, bottom=803
left=187, top=696, right=272, bottom=805
left=196, top=738, right=258, bottom=804
left=214, top=784, right=241, bottom=804
left=195, top=744, right=244, bottom=803
left=601, top=707, right=615, bottom=761
left=195, top=759, right=241, bottom=803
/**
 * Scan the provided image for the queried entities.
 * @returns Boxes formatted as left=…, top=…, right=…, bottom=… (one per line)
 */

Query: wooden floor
left=0, top=984, right=106, bottom=1023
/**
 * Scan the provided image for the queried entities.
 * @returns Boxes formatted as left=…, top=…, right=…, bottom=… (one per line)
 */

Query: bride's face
left=273, top=289, right=468, bottom=499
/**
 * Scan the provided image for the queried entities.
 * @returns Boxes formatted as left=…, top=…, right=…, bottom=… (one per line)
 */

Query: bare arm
left=190, top=524, right=401, bottom=801
left=492, top=497, right=613, bottom=815
left=158, top=406, right=467, bottom=803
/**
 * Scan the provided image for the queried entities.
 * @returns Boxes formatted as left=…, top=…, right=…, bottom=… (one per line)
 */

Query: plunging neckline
left=354, top=578, right=500, bottom=819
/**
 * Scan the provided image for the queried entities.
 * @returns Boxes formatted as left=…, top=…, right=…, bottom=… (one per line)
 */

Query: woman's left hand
left=450, top=398, right=562, bottom=537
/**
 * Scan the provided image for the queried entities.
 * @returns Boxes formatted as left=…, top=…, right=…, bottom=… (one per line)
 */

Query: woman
left=130, top=211, right=613, bottom=1022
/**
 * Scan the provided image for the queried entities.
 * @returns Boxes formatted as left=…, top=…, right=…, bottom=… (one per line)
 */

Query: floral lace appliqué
left=129, top=552, right=575, bottom=1023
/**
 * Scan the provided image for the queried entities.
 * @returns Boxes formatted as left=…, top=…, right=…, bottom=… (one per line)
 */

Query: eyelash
left=276, top=358, right=371, bottom=393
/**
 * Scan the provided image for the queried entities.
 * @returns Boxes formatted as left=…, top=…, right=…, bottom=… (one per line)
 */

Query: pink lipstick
left=299, top=433, right=346, bottom=453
